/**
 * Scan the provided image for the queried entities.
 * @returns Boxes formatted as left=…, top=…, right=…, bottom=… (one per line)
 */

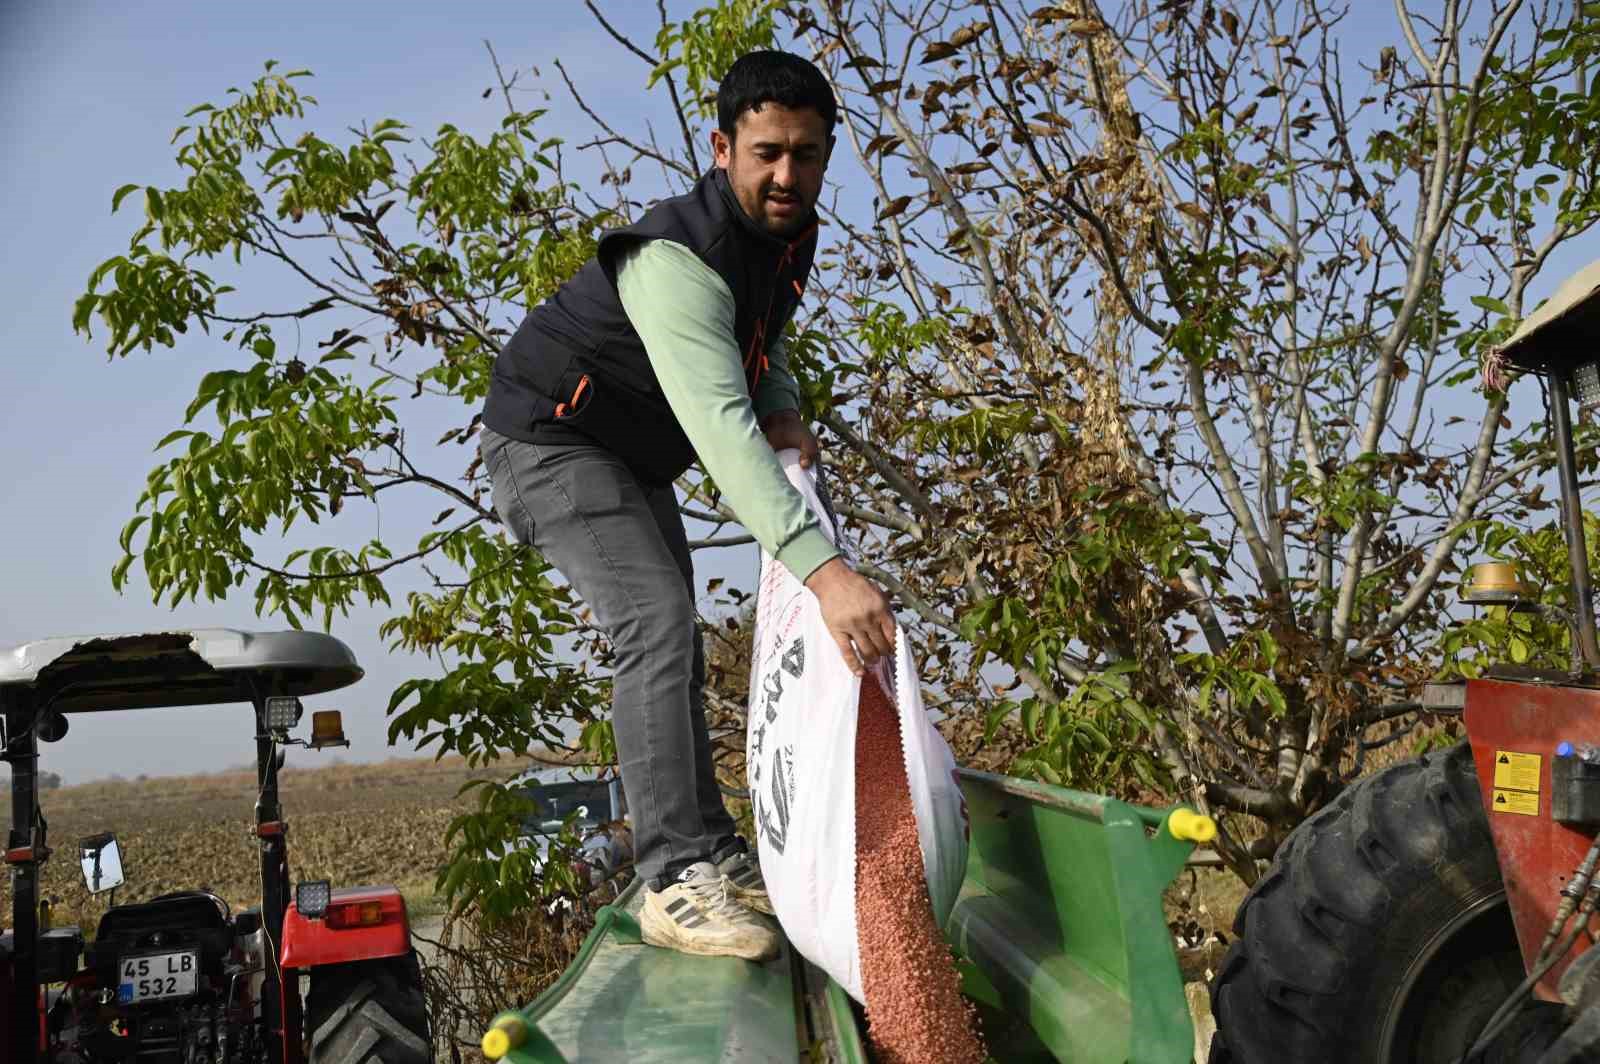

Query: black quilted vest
left=481, top=167, right=818, bottom=485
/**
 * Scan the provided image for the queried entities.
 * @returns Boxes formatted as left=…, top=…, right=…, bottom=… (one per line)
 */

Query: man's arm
left=753, top=334, right=801, bottom=422
left=614, top=238, right=837, bottom=581
left=754, top=337, right=821, bottom=468
left=615, top=239, right=895, bottom=674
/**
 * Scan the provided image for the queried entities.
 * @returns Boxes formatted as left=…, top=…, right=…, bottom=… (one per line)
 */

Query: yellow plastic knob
left=1169, top=808, right=1218, bottom=844
left=482, top=1013, right=528, bottom=1060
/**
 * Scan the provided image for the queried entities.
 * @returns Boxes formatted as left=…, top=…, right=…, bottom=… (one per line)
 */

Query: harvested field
left=0, top=755, right=510, bottom=931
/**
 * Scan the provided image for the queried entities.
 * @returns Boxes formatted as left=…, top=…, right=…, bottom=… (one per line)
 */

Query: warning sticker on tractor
left=1493, top=788, right=1540, bottom=816
left=1493, top=750, right=1542, bottom=793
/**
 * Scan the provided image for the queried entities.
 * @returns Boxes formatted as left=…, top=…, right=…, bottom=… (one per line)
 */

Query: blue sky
left=0, top=1, right=746, bottom=783
left=1, top=2, right=1583, bottom=783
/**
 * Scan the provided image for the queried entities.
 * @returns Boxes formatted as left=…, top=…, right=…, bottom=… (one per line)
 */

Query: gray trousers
left=479, top=427, right=738, bottom=887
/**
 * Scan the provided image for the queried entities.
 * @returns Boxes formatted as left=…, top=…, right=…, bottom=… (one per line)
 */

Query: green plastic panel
left=815, top=966, right=869, bottom=1064
left=946, top=769, right=1197, bottom=1064
left=500, top=880, right=802, bottom=1063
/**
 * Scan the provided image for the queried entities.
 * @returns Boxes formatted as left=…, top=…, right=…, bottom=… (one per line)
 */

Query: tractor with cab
left=0, top=628, right=431, bottom=1064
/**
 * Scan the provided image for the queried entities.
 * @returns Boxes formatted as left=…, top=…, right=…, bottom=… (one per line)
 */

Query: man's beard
left=762, top=193, right=808, bottom=235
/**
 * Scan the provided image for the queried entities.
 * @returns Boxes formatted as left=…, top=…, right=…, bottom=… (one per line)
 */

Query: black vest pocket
left=566, top=375, right=694, bottom=486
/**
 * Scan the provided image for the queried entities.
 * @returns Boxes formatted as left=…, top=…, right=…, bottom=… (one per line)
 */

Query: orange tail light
left=326, top=900, right=386, bottom=930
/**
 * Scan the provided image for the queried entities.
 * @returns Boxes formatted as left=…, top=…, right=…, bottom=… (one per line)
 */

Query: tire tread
left=306, top=952, right=431, bottom=1064
left=1209, top=743, right=1509, bottom=1064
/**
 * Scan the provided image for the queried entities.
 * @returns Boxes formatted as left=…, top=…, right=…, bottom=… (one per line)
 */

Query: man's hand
left=761, top=409, right=821, bottom=468
left=804, top=556, right=896, bottom=677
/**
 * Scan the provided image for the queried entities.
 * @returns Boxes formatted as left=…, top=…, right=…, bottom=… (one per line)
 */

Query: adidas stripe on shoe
left=641, top=861, right=780, bottom=961
left=713, top=844, right=774, bottom=916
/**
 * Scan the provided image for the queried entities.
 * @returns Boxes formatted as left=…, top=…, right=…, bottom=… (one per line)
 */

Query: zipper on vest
left=555, top=374, right=591, bottom=418
left=744, top=223, right=819, bottom=394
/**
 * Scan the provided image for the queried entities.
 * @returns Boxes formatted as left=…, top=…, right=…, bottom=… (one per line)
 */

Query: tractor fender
left=279, top=886, right=412, bottom=970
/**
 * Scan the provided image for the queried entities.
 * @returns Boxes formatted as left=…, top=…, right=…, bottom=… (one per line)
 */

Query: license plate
left=117, top=950, right=198, bottom=1004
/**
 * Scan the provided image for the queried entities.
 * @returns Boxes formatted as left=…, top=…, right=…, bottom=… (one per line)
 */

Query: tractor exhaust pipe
left=1548, top=371, right=1600, bottom=670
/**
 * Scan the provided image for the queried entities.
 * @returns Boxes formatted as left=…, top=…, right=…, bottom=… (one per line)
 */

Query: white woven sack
left=745, top=450, right=969, bottom=1003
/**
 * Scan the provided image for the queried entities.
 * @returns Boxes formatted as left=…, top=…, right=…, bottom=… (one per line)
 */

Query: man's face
left=711, top=103, right=832, bottom=238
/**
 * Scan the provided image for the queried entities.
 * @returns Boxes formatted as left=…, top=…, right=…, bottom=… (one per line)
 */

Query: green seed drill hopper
left=477, top=769, right=1217, bottom=1064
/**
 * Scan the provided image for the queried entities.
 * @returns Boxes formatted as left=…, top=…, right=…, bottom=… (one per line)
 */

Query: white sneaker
left=641, top=862, right=781, bottom=962
left=713, top=844, right=774, bottom=916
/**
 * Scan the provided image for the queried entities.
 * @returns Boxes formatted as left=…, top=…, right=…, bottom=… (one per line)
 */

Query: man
left=478, top=50, right=896, bottom=962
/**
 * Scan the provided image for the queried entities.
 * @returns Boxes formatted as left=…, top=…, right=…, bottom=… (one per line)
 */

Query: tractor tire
left=306, top=951, right=432, bottom=1064
left=1208, top=742, right=1562, bottom=1064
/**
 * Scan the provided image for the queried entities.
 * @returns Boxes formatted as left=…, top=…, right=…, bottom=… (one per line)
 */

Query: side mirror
left=79, top=832, right=125, bottom=895
left=36, top=710, right=69, bottom=743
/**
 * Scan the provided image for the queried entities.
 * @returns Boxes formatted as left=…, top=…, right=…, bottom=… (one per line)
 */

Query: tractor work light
left=296, top=879, right=331, bottom=919
left=327, top=899, right=386, bottom=930
left=1575, top=361, right=1600, bottom=417
left=265, top=696, right=303, bottom=732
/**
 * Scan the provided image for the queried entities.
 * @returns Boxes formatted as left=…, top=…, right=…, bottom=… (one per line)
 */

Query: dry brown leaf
left=949, top=21, right=991, bottom=48
left=921, top=40, right=958, bottom=62
left=996, top=57, right=1030, bottom=80
left=864, top=133, right=903, bottom=157
left=878, top=195, right=914, bottom=220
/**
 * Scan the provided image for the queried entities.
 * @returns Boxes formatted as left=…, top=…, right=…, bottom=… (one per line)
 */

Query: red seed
left=855, top=675, right=985, bottom=1064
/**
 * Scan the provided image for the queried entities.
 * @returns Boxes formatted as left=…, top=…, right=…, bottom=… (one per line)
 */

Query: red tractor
left=0, top=629, right=431, bottom=1064
left=1210, top=263, right=1600, bottom=1062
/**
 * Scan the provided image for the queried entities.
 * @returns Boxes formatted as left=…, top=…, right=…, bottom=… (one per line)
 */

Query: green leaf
left=1020, top=700, right=1040, bottom=737
left=1259, top=630, right=1279, bottom=667
left=71, top=293, right=99, bottom=335
left=111, top=183, right=142, bottom=212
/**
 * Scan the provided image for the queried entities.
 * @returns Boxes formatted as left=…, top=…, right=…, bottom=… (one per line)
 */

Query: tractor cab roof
left=0, top=629, right=362, bottom=713
left=1500, top=258, right=1600, bottom=374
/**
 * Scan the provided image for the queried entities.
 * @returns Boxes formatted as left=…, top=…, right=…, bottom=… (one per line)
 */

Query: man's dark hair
left=717, top=50, right=837, bottom=141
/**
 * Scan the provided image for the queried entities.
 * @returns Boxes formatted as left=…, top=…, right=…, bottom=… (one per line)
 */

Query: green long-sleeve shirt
left=614, top=238, right=840, bottom=582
